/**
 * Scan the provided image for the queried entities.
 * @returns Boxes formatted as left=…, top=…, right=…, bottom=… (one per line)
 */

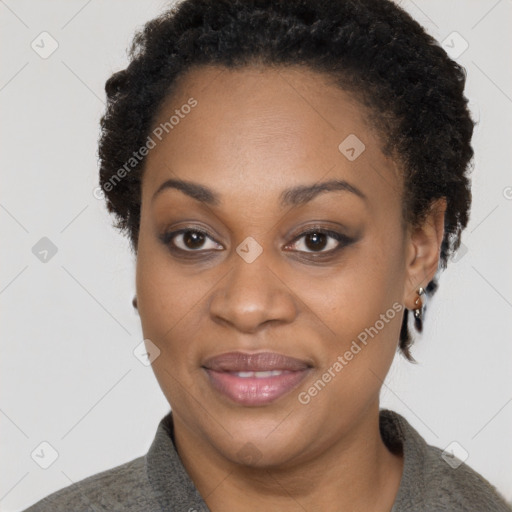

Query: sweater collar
left=145, top=410, right=210, bottom=511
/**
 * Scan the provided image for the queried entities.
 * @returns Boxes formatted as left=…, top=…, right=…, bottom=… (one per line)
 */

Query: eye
left=159, top=228, right=223, bottom=253
left=159, top=226, right=354, bottom=257
left=284, top=228, right=352, bottom=254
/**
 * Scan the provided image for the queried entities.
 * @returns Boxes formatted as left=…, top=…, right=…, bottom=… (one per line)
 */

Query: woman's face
left=135, top=65, right=435, bottom=467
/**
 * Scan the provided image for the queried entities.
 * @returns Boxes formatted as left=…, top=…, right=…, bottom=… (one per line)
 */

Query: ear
left=403, top=198, right=447, bottom=309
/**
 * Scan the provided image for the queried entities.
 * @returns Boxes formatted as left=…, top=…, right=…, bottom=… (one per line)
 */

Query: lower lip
left=204, top=368, right=311, bottom=406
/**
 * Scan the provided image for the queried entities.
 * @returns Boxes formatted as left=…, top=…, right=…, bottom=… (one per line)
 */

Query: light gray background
left=1, top=1, right=511, bottom=510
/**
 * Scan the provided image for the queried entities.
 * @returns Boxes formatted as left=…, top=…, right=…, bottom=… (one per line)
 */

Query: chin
left=201, top=407, right=314, bottom=467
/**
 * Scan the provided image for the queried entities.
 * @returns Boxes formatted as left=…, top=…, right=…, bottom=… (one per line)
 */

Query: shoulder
left=418, top=442, right=511, bottom=511
left=22, top=455, right=157, bottom=512
left=380, top=409, right=512, bottom=512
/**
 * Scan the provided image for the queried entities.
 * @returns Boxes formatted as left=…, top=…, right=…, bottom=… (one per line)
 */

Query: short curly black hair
left=98, top=0, right=475, bottom=360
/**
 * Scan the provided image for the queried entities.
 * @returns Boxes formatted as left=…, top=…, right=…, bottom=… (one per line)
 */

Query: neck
left=172, top=402, right=403, bottom=512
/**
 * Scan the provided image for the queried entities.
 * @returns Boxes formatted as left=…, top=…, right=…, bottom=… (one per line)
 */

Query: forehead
left=141, top=64, right=402, bottom=214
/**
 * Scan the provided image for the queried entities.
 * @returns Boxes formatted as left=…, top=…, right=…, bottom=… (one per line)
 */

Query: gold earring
left=413, top=287, right=425, bottom=332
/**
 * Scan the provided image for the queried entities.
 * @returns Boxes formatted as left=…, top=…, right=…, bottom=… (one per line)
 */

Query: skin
left=135, top=64, right=446, bottom=511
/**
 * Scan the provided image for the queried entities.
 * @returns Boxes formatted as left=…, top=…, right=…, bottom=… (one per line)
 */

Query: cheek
left=305, top=236, right=403, bottom=335
left=135, top=235, right=218, bottom=368
left=300, top=230, right=405, bottom=382
left=136, top=229, right=182, bottom=341
left=135, top=256, right=208, bottom=409
left=137, top=265, right=194, bottom=339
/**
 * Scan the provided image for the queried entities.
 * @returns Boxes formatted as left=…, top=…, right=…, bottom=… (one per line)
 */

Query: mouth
left=202, top=351, right=313, bottom=406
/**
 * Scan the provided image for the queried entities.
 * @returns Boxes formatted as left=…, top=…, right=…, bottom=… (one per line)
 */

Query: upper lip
left=202, top=351, right=312, bottom=372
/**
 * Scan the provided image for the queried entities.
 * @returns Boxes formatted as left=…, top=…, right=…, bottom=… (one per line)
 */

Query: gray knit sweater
left=23, top=409, right=512, bottom=511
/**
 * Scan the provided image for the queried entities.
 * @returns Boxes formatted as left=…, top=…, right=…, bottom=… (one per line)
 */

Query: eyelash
left=159, top=226, right=355, bottom=259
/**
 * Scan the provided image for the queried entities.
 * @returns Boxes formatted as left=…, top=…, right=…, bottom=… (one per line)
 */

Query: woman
left=24, top=0, right=511, bottom=510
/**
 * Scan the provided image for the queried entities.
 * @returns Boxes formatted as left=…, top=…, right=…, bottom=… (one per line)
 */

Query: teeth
left=232, top=370, right=286, bottom=378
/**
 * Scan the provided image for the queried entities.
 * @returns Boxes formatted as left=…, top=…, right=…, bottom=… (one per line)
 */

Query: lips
left=202, top=351, right=311, bottom=372
left=202, top=351, right=312, bottom=406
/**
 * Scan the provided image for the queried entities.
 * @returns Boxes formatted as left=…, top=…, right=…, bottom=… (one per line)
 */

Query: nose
left=208, top=247, right=298, bottom=334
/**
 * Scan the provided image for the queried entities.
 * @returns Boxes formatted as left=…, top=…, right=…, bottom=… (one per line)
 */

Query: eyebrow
left=151, top=178, right=367, bottom=208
